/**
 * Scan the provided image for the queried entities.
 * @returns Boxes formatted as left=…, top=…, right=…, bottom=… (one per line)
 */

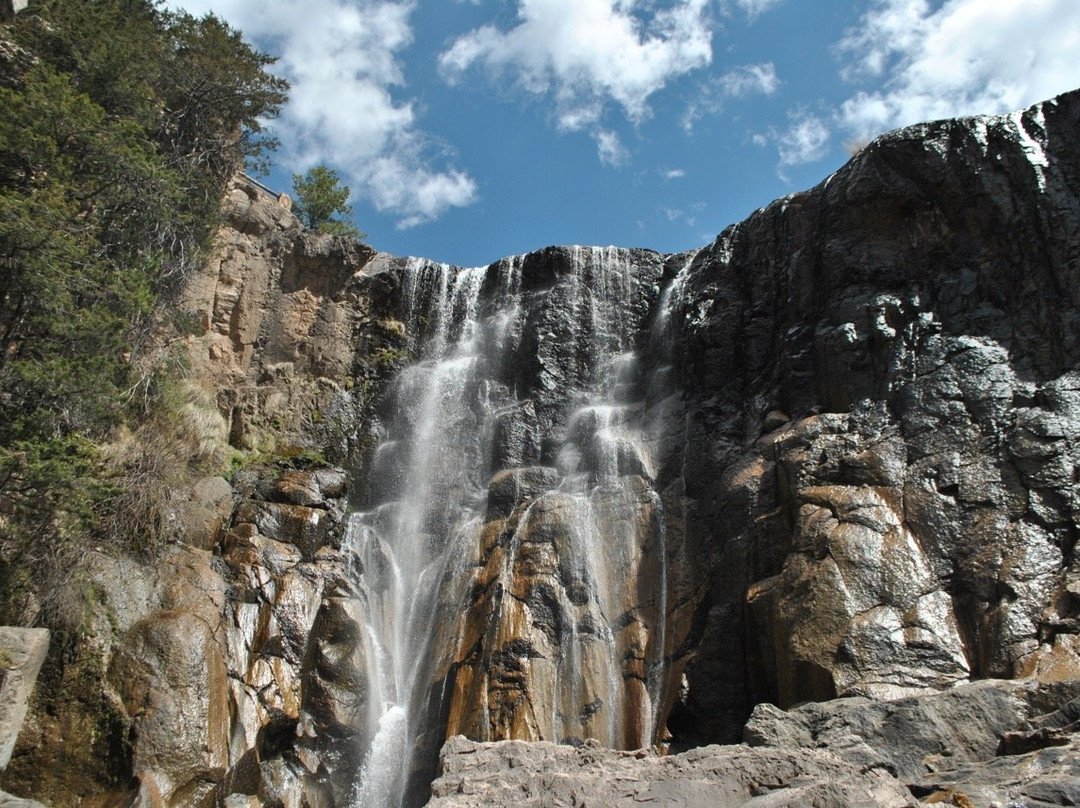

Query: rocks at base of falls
left=743, top=677, right=1080, bottom=806
left=429, top=678, right=1080, bottom=808
left=427, top=736, right=915, bottom=807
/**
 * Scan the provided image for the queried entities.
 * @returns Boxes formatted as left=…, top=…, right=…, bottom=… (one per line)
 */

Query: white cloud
left=763, top=0, right=1080, bottom=175
left=663, top=168, right=686, bottom=179
left=718, top=62, right=780, bottom=97
left=439, top=0, right=715, bottom=148
left=167, top=0, right=477, bottom=227
left=682, top=61, right=779, bottom=132
left=596, top=130, right=629, bottom=166
left=837, top=0, right=1080, bottom=142
left=726, top=0, right=783, bottom=19
left=662, top=200, right=705, bottom=226
left=775, top=109, right=830, bottom=178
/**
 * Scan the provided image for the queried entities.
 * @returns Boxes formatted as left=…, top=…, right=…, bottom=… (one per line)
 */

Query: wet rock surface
left=45, top=461, right=361, bottom=807
left=669, top=91, right=1080, bottom=743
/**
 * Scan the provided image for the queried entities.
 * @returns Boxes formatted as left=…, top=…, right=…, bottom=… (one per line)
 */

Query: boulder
left=745, top=678, right=1080, bottom=808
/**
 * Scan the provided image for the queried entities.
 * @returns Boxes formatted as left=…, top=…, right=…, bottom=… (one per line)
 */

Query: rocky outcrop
left=428, top=736, right=916, bottom=807
left=744, top=677, right=1080, bottom=807
left=176, top=174, right=382, bottom=458
left=1, top=173, right=408, bottom=806
left=0, top=2, right=28, bottom=25
left=667, top=91, right=1080, bottom=743
left=89, top=463, right=358, bottom=807
left=430, top=677, right=1080, bottom=807
left=0, top=628, right=47, bottom=772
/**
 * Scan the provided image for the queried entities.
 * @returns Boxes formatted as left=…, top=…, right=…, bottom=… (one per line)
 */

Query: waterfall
left=347, top=258, right=498, bottom=808
left=346, top=247, right=693, bottom=806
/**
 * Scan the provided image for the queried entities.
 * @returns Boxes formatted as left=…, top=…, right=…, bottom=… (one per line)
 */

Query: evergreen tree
left=0, top=0, right=289, bottom=625
left=292, top=165, right=365, bottom=238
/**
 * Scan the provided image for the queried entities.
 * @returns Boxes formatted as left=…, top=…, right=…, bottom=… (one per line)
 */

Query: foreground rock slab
left=0, top=628, right=48, bottom=808
left=745, top=677, right=1080, bottom=808
left=0, top=628, right=47, bottom=772
left=431, top=678, right=1080, bottom=808
left=428, top=736, right=917, bottom=807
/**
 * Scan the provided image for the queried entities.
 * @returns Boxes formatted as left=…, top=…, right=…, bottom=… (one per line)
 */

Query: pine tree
left=292, top=165, right=366, bottom=238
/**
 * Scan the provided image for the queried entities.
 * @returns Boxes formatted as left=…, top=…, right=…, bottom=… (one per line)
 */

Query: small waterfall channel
left=344, top=247, right=697, bottom=807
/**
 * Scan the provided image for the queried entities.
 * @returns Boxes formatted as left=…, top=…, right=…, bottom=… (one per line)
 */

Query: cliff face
left=3, top=91, right=1079, bottom=808
left=669, top=95, right=1080, bottom=743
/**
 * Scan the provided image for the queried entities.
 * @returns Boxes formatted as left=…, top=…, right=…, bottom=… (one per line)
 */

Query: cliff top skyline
left=169, top=0, right=1080, bottom=267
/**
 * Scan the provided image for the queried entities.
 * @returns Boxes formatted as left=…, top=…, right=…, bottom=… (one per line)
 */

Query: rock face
left=339, top=248, right=698, bottom=808
left=100, top=463, right=358, bottom=807
left=5, top=90, right=1080, bottom=808
left=666, top=92, right=1080, bottom=744
left=1, top=181, right=397, bottom=806
left=341, top=89, right=1080, bottom=807
left=176, top=174, right=380, bottom=457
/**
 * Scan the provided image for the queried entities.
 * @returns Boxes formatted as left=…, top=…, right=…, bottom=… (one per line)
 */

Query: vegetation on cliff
left=0, top=0, right=288, bottom=628
left=292, top=164, right=365, bottom=238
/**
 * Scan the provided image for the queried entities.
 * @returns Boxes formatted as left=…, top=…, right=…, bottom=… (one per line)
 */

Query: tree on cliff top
left=292, top=165, right=365, bottom=238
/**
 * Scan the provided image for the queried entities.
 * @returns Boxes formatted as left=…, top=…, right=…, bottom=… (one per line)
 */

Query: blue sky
left=170, top=0, right=1080, bottom=267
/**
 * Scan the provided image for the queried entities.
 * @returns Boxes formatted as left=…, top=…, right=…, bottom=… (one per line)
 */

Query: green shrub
left=0, top=0, right=288, bottom=629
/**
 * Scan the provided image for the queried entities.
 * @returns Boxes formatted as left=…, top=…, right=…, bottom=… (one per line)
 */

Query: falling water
left=346, top=247, right=695, bottom=805
left=347, top=258, right=496, bottom=808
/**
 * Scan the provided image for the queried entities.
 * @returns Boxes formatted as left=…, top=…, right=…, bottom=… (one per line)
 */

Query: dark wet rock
left=233, top=500, right=334, bottom=560
left=671, top=92, right=1080, bottom=741
left=260, top=468, right=348, bottom=508
left=485, top=466, right=560, bottom=520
